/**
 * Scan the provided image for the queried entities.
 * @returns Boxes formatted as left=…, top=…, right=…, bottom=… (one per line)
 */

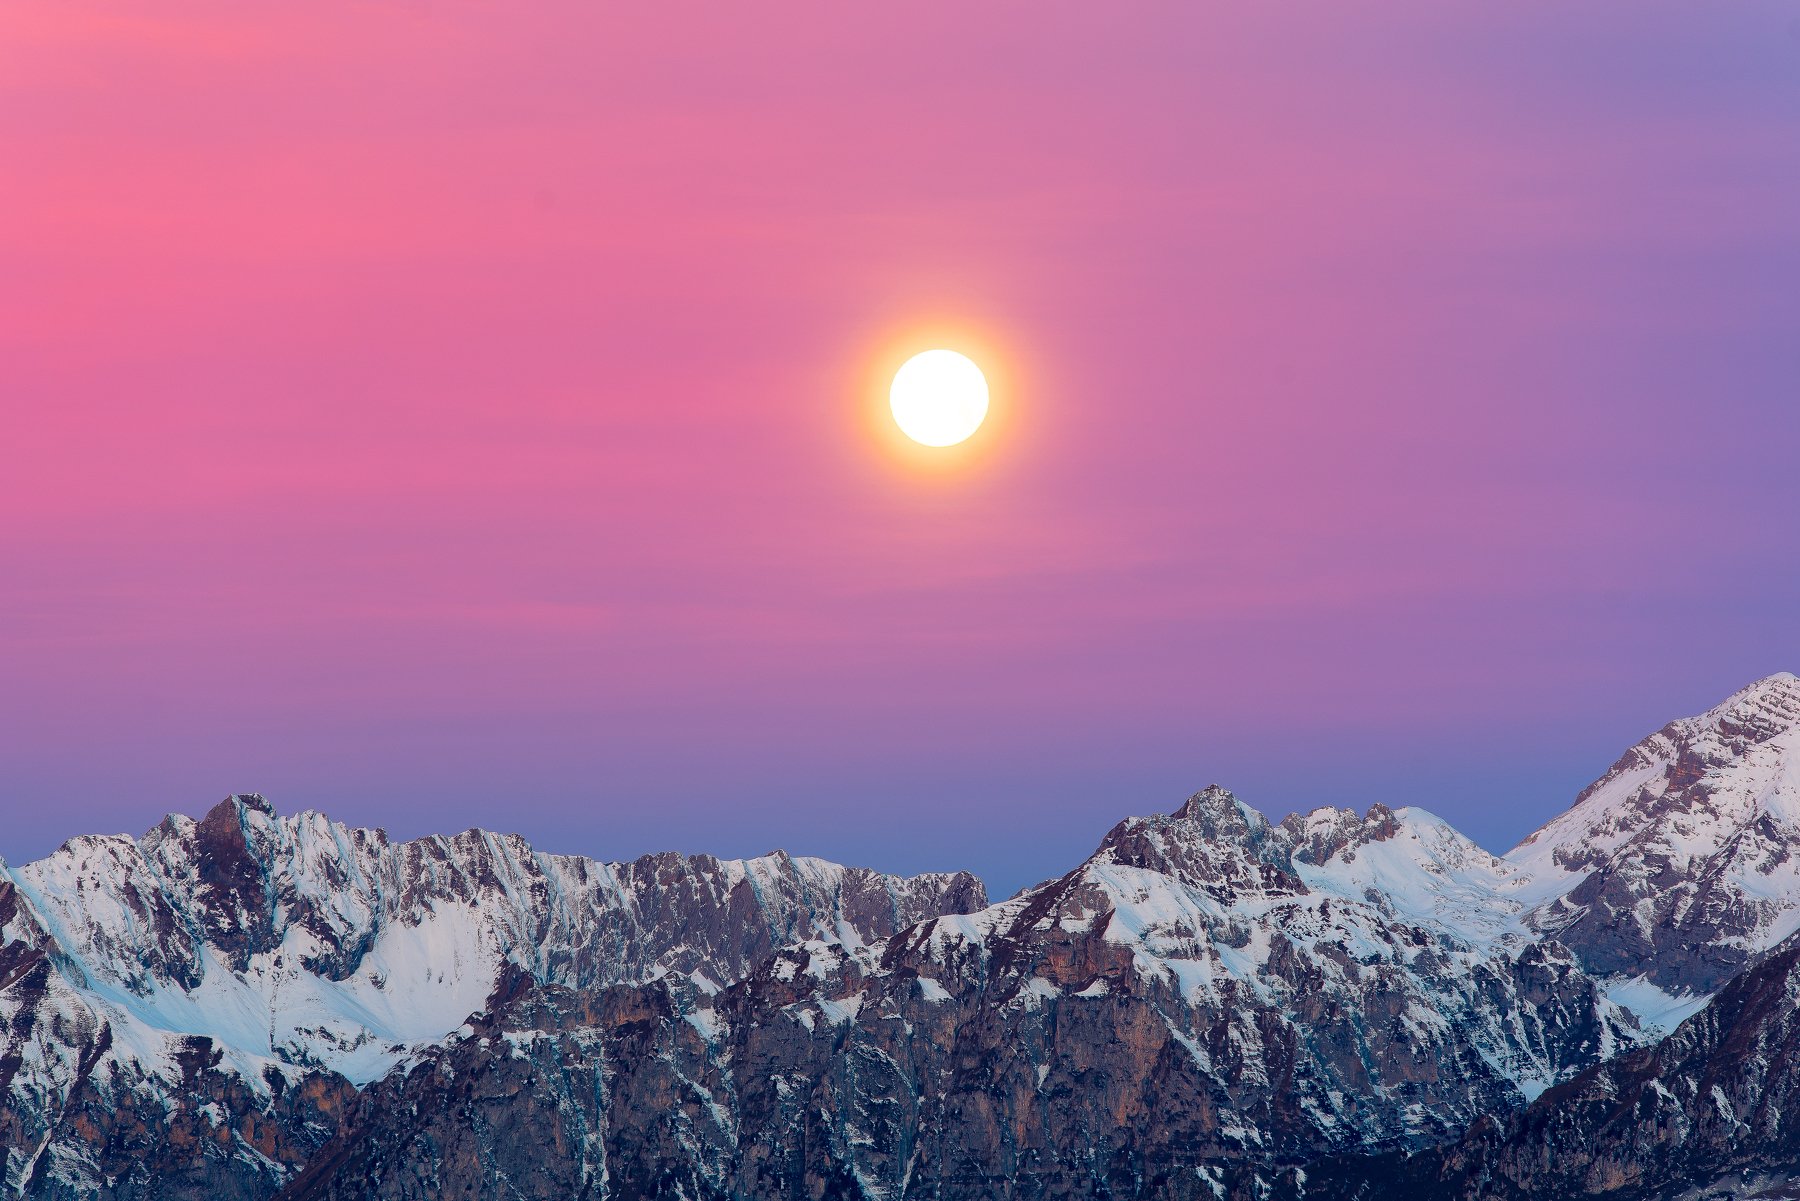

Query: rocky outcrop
left=1283, top=932, right=1800, bottom=1201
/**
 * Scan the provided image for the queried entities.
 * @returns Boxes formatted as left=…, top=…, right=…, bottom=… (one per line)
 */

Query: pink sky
left=4, top=1, right=1798, bottom=892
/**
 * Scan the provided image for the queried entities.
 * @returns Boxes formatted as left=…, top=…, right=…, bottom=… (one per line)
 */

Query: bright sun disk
left=889, top=349, right=989, bottom=447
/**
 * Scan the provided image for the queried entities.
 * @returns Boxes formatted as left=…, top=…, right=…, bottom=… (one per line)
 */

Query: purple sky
left=4, top=2, right=1798, bottom=895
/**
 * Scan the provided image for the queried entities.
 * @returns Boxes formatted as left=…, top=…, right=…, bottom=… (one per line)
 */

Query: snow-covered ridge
left=1084, top=785, right=1542, bottom=956
left=1512, top=672, right=1800, bottom=874
left=1505, top=672, right=1800, bottom=992
left=0, top=794, right=985, bottom=1088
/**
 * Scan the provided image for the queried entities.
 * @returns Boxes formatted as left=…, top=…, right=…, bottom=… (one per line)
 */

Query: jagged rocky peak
left=1516, top=672, right=1800, bottom=868
left=1098, top=787, right=1509, bottom=906
left=1709, top=670, right=1800, bottom=744
left=226, top=791, right=277, bottom=817
left=1171, top=782, right=1268, bottom=828
left=1279, top=802, right=1402, bottom=865
left=1092, top=784, right=1305, bottom=898
left=1508, top=672, right=1800, bottom=993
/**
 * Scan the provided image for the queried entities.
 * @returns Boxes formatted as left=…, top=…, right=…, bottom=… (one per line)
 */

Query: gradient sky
left=4, top=2, right=1798, bottom=896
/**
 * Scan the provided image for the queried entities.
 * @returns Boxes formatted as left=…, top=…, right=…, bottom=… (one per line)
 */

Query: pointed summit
left=1509, top=673, right=1800, bottom=992
left=1705, top=671, right=1800, bottom=748
left=232, top=791, right=277, bottom=817
left=1088, top=786, right=1300, bottom=905
left=1170, top=783, right=1268, bottom=831
left=1515, top=673, right=1800, bottom=866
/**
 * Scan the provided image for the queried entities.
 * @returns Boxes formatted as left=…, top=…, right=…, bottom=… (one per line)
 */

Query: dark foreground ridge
left=1284, top=935, right=1800, bottom=1201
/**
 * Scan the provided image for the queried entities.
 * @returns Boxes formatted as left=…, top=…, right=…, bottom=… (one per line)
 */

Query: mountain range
left=5, top=673, right=1800, bottom=1199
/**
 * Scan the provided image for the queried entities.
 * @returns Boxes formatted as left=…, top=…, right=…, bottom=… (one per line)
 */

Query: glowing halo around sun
left=889, top=349, right=990, bottom=447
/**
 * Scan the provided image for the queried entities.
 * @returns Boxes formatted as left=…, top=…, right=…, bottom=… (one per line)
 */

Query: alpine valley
left=7, top=674, right=1800, bottom=1200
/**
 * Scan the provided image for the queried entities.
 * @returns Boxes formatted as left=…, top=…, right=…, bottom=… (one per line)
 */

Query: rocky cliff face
left=0, top=798, right=983, bottom=1199
left=10, top=674, right=1800, bottom=1200
left=1281, top=931, right=1800, bottom=1201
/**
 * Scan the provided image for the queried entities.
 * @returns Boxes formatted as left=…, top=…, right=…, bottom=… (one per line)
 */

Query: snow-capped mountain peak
left=1506, top=672, right=1800, bottom=993
left=1090, top=785, right=1301, bottom=903
left=1512, top=672, right=1800, bottom=872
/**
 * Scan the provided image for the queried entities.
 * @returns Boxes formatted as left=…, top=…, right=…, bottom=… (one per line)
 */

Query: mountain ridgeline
left=5, top=673, right=1800, bottom=1199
